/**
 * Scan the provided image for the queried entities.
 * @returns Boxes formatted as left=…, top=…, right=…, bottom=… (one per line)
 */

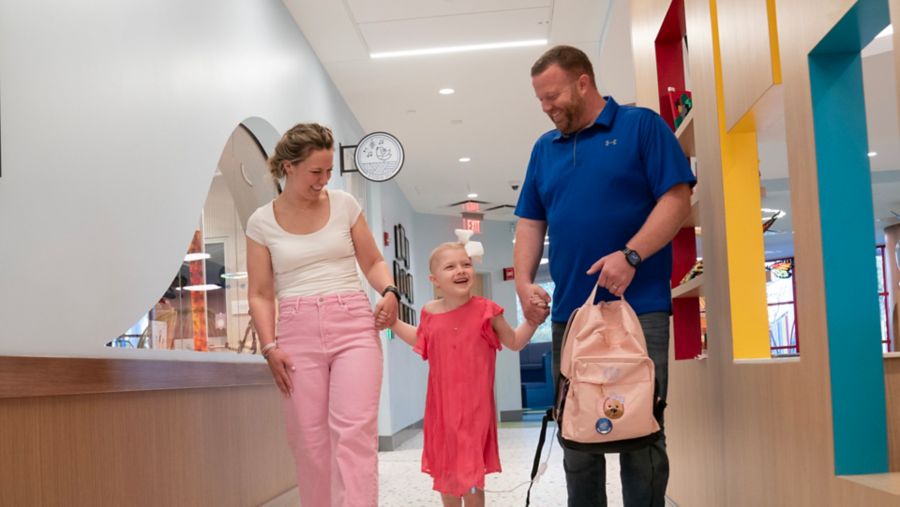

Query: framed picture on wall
left=405, top=272, right=414, bottom=304
left=403, top=236, right=410, bottom=268
left=393, top=260, right=400, bottom=287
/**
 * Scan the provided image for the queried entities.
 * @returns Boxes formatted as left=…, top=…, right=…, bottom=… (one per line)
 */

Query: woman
left=246, top=123, right=398, bottom=507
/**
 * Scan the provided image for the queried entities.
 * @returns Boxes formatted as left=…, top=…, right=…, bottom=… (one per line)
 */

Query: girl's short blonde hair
left=428, top=242, right=468, bottom=273
left=268, top=123, right=334, bottom=180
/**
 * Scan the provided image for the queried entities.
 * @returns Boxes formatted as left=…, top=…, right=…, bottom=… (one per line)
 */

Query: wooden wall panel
left=0, top=398, right=44, bottom=506
left=632, top=0, right=731, bottom=504
left=0, top=356, right=272, bottom=399
left=716, top=0, right=776, bottom=130
left=887, top=358, right=900, bottom=471
left=632, top=0, right=900, bottom=505
left=0, top=386, right=294, bottom=506
left=669, top=0, right=731, bottom=504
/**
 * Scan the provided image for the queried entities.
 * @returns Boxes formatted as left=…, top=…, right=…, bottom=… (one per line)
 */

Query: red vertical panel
left=673, top=298, right=702, bottom=359
left=655, top=0, right=687, bottom=129
left=671, top=227, right=697, bottom=286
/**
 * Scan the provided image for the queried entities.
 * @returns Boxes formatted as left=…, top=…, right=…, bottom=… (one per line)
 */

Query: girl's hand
left=530, top=291, right=550, bottom=309
left=374, top=293, right=398, bottom=330
left=265, top=348, right=295, bottom=395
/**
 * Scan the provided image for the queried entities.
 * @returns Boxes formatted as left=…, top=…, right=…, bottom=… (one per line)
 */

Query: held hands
left=587, top=251, right=636, bottom=298
left=373, top=292, right=399, bottom=330
left=517, top=284, right=551, bottom=325
left=265, top=348, right=295, bottom=395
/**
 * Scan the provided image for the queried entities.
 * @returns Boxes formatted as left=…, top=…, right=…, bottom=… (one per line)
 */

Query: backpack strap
left=553, top=307, right=580, bottom=417
left=525, top=408, right=553, bottom=506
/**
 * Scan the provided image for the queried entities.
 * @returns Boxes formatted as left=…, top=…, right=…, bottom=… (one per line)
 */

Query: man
left=514, top=45, right=695, bottom=506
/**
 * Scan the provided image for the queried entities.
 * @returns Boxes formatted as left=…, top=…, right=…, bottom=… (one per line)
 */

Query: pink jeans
left=277, top=291, right=383, bottom=507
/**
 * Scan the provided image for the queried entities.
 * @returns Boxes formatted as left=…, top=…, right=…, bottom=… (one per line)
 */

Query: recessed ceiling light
left=868, top=151, right=878, bottom=157
left=467, top=192, right=479, bottom=199
left=540, top=258, right=549, bottom=265
left=459, top=157, right=471, bottom=163
left=184, top=253, right=211, bottom=262
left=439, top=88, right=455, bottom=95
left=175, top=284, right=222, bottom=292
left=370, top=39, right=548, bottom=59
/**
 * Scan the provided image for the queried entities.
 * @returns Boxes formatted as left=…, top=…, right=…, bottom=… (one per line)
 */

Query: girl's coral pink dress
left=413, top=296, right=504, bottom=496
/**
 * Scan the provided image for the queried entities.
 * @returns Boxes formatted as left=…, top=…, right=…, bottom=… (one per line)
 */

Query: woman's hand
left=374, top=293, right=399, bottom=330
left=265, top=348, right=295, bottom=395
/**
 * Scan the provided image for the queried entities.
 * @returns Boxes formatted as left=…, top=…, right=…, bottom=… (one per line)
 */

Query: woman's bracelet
left=261, top=342, right=278, bottom=358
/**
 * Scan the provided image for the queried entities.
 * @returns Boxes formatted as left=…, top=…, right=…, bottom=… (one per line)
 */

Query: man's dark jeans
left=551, top=312, right=670, bottom=507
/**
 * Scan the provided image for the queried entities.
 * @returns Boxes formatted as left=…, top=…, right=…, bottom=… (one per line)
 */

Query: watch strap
left=382, top=285, right=401, bottom=300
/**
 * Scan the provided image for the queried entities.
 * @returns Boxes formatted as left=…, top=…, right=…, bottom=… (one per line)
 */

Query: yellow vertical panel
left=721, top=123, right=772, bottom=359
left=712, top=0, right=772, bottom=360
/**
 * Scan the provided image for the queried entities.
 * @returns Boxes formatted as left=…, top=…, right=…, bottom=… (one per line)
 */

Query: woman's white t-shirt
left=245, top=189, right=364, bottom=299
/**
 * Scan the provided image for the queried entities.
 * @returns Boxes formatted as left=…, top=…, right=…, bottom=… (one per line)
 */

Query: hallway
left=378, top=422, right=624, bottom=506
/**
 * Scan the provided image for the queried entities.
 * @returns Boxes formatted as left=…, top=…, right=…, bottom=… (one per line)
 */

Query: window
left=766, top=258, right=798, bottom=356
left=877, top=245, right=892, bottom=352
left=517, top=281, right=555, bottom=343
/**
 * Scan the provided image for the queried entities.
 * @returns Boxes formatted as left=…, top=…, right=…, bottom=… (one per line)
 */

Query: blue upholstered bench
left=519, top=341, right=555, bottom=409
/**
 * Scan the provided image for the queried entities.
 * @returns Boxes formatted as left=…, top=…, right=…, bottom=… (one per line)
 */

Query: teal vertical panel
left=808, top=0, right=889, bottom=476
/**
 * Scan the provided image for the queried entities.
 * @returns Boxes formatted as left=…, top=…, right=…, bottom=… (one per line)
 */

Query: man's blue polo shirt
left=515, top=97, right=696, bottom=322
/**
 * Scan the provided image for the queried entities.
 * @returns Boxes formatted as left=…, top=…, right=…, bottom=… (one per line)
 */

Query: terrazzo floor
left=378, top=421, right=624, bottom=506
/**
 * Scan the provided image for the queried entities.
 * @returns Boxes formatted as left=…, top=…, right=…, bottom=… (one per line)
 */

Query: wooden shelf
left=672, top=273, right=704, bottom=298
left=683, top=194, right=700, bottom=228
left=674, top=109, right=695, bottom=157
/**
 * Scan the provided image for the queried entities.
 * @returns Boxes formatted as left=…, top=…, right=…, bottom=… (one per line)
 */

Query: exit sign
left=462, top=217, right=481, bottom=234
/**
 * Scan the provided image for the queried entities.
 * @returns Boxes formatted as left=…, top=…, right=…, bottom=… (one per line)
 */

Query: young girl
left=391, top=241, right=544, bottom=507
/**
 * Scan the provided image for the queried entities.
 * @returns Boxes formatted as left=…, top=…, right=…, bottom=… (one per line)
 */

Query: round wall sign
left=353, top=132, right=404, bottom=182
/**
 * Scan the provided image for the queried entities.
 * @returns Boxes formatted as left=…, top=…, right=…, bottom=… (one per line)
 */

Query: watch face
left=353, top=132, right=404, bottom=182
left=626, top=250, right=640, bottom=266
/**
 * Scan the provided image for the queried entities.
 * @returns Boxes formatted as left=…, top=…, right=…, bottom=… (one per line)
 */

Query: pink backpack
left=555, top=286, right=662, bottom=449
left=525, top=287, right=665, bottom=505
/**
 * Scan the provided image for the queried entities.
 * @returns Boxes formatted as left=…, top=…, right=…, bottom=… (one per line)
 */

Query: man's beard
left=555, top=91, right=585, bottom=134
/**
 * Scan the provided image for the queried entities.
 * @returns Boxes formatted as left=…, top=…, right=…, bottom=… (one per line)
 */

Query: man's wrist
left=621, top=247, right=642, bottom=268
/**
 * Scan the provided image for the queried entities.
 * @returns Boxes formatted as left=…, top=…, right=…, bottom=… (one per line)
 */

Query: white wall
left=375, top=179, right=429, bottom=434
left=0, top=0, right=366, bottom=358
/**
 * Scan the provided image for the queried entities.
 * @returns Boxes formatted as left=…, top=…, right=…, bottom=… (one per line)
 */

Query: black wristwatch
left=621, top=247, right=642, bottom=268
left=382, top=285, right=401, bottom=301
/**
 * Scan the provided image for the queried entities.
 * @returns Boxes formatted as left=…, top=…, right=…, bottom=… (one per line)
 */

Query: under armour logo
left=605, top=139, right=617, bottom=146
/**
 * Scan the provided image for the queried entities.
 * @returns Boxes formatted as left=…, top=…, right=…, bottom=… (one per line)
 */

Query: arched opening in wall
left=110, top=119, right=280, bottom=353
left=808, top=0, right=893, bottom=475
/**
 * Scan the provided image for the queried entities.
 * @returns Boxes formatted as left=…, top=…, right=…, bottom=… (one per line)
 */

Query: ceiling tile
left=346, top=0, right=551, bottom=24
left=358, top=8, right=551, bottom=54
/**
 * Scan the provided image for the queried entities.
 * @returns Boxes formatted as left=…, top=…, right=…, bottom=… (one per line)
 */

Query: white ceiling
left=282, top=0, right=635, bottom=221
left=280, top=0, right=898, bottom=260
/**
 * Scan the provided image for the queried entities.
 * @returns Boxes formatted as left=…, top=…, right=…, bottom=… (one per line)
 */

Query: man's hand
left=517, top=283, right=551, bottom=325
left=587, top=251, right=636, bottom=297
